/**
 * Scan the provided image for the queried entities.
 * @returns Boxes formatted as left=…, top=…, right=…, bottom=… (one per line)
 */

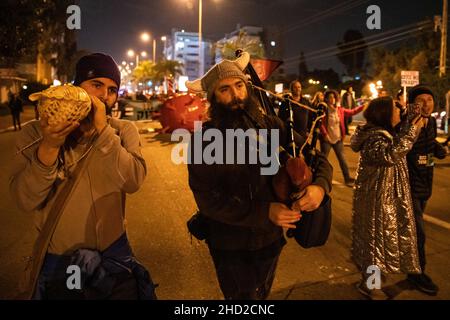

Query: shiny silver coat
left=350, top=122, right=421, bottom=274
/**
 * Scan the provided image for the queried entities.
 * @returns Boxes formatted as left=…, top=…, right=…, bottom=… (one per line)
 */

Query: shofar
left=29, top=84, right=91, bottom=125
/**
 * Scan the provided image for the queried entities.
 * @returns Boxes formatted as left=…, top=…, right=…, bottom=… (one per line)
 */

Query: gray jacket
left=9, top=117, right=146, bottom=255
left=350, top=122, right=421, bottom=274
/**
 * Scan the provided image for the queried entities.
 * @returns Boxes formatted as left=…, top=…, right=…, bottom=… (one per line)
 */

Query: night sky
left=78, top=0, right=443, bottom=75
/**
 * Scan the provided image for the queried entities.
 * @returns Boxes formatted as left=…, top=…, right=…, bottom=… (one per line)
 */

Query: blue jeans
left=33, top=233, right=157, bottom=300
left=320, top=139, right=350, bottom=181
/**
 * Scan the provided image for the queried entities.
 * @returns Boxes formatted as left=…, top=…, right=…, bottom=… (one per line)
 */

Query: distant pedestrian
left=278, top=80, right=312, bottom=136
left=8, top=93, right=23, bottom=131
left=443, top=90, right=450, bottom=147
left=320, top=90, right=365, bottom=186
left=379, top=89, right=389, bottom=97
left=32, top=100, right=39, bottom=120
left=311, top=91, right=324, bottom=108
left=341, top=86, right=357, bottom=135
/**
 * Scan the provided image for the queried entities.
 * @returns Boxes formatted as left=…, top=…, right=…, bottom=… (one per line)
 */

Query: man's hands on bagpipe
left=268, top=184, right=325, bottom=229
left=291, top=185, right=326, bottom=213
left=269, top=202, right=302, bottom=229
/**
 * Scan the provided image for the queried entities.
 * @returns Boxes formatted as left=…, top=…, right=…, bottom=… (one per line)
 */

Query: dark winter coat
left=407, top=117, right=447, bottom=200
left=188, top=114, right=333, bottom=252
left=278, top=96, right=312, bottom=136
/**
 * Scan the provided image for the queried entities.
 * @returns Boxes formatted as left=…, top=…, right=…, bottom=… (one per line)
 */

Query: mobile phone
left=407, top=102, right=421, bottom=121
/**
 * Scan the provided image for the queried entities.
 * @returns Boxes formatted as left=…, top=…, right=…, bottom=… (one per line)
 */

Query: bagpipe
left=236, top=50, right=332, bottom=248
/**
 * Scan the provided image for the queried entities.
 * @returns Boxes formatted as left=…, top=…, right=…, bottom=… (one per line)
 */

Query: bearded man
left=186, top=53, right=333, bottom=300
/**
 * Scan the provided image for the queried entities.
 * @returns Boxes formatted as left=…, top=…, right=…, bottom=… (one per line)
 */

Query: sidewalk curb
left=0, top=127, right=13, bottom=134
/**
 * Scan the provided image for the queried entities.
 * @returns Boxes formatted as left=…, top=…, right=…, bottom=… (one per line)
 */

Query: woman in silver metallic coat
left=350, top=96, right=425, bottom=299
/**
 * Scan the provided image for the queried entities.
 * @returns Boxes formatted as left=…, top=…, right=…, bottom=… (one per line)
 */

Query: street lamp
left=141, top=32, right=150, bottom=42
left=153, top=39, right=156, bottom=63
left=127, top=49, right=149, bottom=66
left=161, top=36, right=167, bottom=60
left=140, top=32, right=156, bottom=63
left=127, top=49, right=139, bottom=65
left=183, top=0, right=221, bottom=76
left=199, top=0, right=203, bottom=77
left=181, top=0, right=203, bottom=77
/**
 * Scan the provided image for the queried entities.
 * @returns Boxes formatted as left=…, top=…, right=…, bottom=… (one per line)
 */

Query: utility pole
left=439, top=0, right=448, bottom=77
left=153, top=39, right=156, bottom=63
left=198, top=0, right=203, bottom=78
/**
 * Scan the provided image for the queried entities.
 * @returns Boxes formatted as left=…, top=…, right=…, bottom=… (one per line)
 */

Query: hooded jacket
left=350, top=122, right=421, bottom=274
left=9, top=117, right=146, bottom=255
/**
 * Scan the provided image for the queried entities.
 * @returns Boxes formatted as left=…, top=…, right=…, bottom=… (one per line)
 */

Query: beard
left=208, top=94, right=266, bottom=130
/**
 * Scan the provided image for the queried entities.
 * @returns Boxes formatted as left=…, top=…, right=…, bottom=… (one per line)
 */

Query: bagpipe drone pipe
left=236, top=50, right=331, bottom=248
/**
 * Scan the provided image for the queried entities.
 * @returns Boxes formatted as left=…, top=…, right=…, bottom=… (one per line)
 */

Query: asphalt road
left=0, top=119, right=449, bottom=300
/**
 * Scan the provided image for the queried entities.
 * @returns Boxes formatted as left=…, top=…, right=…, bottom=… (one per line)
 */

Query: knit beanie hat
left=407, top=85, right=434, bottom=104
left=186, top=52, right=250, bottom=101
left=74, top=53, right=121, bottom=89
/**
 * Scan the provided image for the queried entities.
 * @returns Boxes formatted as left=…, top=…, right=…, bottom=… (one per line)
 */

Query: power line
left=304, top=23, right=431, bottom=62
left=282, top=31, right=426, bottom=68
left=284, top=19, right=432, bottom=63
left=283, top=32, right=428, bottom=68
left=283, top=29, right=427, bottom=67
left=274, top=0, right=371, bottom=37
left=282, top=21, right=433, bottom=67
left=312, top=31, right=425, bottom=63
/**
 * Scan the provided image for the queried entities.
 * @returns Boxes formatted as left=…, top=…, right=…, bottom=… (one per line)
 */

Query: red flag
left=159, top=94, right=207, bottom=133
left=250, top=58, right=283, bottom=81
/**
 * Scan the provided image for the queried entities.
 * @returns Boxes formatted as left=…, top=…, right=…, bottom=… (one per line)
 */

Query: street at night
left=1, top=0, right=450, bottom=307
left=1, top=114, right=449, bottom=300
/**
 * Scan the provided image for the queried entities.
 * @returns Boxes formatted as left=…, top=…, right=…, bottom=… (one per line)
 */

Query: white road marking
left=330, top=179, right=450, bottom=230
left=424, top=214, right=450, bottom=230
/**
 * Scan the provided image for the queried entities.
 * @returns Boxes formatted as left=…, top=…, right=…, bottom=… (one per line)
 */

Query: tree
left=336, top=29, right=367, bottom=77
left=132, top=60, right=184, bottom=86
left=368, top=29, right=450, bottom=108
left=132, top=60, right=156, bottom=84
left=37, top=0, right=80, bottom=82
left=0, top=0, right=40, bottom=67
left=153, top=60, right=184, bottom=83
left=217, top=30, right=265, bottom=60
left=0, top=0, right=80, bottom=81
